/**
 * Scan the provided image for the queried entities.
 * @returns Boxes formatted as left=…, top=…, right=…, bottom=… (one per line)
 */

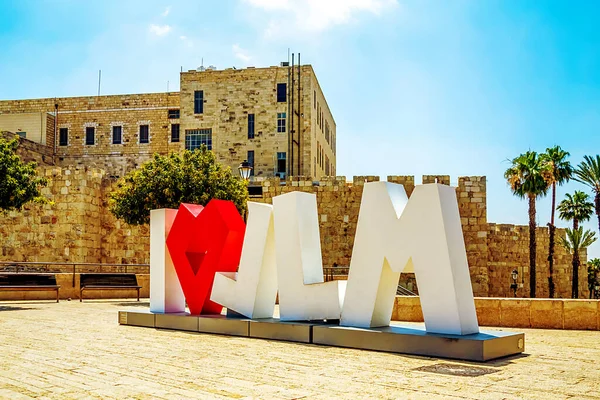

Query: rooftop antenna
left=180, top=66, right=183, bottom=73
left=97, top=70, right=101, bottom=96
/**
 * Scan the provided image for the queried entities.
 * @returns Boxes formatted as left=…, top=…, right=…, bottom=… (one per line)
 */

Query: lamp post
left=238, top=160, right=252, bottom=222
left=510, top=269, right=518, bottom=298
left=238, top=160, right=253, bottom=181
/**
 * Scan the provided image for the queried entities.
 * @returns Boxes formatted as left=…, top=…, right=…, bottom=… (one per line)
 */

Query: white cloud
left=162, top=6, right=171, bottom=17
left=233, top=44, right=251, bottom=63
left=149, top=24, right=172, bottom=36
left=243, top=0, right=397, bottom=36
left=179, top=35, right=194, bottom=47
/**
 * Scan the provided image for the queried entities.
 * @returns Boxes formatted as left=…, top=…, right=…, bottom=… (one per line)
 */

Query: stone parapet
left=393, top=296, right=600, bottom=330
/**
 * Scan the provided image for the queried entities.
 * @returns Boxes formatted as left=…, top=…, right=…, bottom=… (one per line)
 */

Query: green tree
left=109, top=147, right=249, bottom=225
left=541, top=146, right=573, bottom=298
left=573, top=155, right=600, bottom=235
left=0, top=137, right=48, bottom=211
left=557, top=191, right=594, bottom=231
left=559, top=227, right=597, bottom=299
left=587, top=258, right=600, bottom=299
left=505, top=151, right=551, bottom=298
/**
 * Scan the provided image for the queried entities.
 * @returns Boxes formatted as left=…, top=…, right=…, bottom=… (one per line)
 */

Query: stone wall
left=487, top=224, right=585, bottom=298
left=392, top=296, right=600, bottom=330
left=2, top=131, right=55, bottom=166
left=0, top=166, right=584, bottom=298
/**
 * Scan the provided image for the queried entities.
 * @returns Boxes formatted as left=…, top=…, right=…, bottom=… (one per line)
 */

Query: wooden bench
left=79, top=273, right=141, bottom=302
left=0, top=273, right=60, bottom=302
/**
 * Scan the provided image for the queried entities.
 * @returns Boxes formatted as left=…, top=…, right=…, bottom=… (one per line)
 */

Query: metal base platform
left=118, top=310, right=524, bottom=362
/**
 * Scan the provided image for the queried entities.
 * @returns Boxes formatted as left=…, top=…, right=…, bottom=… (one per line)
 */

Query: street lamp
left=238, top=160, right=252, bottom=181
left=510, top=269, right=518, bottom=297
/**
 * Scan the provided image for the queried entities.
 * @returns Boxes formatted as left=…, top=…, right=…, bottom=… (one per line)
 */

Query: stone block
left=530, top=299, right=563, bottom=329
left=474, top=298, right=500, bottom=326
left=564, top=300, right=598, bottom=330
left=500, top=299, right=531, bottom=328
left=393, top=296, right=423, bottom=322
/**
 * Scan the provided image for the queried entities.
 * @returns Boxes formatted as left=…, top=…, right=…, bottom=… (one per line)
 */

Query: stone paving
left=0, top=300, right=599, bottom=399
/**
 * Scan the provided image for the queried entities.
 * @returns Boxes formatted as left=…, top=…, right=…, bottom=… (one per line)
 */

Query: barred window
left=248, top=114, right=255, bottom=139
left=168, top=109, right=180, bottom=119
left=185, top=128, right=212, bottom=150
left=194, top=90, right=204, bottom=114
left=171, top=124, right=180, bottom=142
left=139, top=125, right=149, bottom=144
left=85, top=127, right=95, bottom=145
left=112, top=126, right=122, bottom=144
left=277, top=112, right=286, bottom=133
left=59, top=128, right=68, bottom=146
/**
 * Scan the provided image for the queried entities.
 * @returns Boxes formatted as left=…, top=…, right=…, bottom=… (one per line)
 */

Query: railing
left=323, top=266, right=417, bottom=296
left=0, top=261, right=149, bottom=286
left=323, top=266, right=350, bottom=282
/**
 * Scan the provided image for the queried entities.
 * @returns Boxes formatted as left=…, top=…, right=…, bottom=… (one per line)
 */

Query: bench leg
left=137, top=288, right=140, bottom=302
left=80, top=289, right=83, bottom=302
left=56, top=289, right=59, bottom=303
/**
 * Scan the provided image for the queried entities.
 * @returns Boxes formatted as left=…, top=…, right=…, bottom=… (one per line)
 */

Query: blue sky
left=1, top=0, right=600, bottom=257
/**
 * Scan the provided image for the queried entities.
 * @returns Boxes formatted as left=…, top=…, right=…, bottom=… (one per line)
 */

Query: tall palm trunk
left=548, top=183, right=557, bottom=298
left=572, top=249, right=580, bottom=299
left=596, top=192, right=600, bottom=235
left=528, top=194, right=537, bottom=298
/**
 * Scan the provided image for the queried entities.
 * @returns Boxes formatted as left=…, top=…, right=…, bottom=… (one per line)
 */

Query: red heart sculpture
left=166, top=200, right=245, bottom=315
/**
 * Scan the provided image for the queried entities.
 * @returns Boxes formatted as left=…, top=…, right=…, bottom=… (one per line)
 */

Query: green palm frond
left=574, top=155, right=600, bottom=193
left=504, top=151, right=551, bottom=199
left=557, top=191, right=594, bottom=223
left=559, top=227, right=597, bottom=254
left=542, top=145, right=573, bottom=186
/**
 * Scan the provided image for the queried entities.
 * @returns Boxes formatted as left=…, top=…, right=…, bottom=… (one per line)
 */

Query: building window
left=171, top=124, right=180, bottom=142
left=85, top=127, right=95, bottom=145
left=277, top=152, right=286, bottom=176
left=59, top=128, right=68, bottom=146
left=248, top=114, right=255, bottom=139
left=277, top=83, right=286, bottom=103
left=112, top=126, right=122, bottom=144
left=185, top=128, right=212, bottom=150
left=168, top=109, right=180, bottom=119
left=194, top=90, right=204, bottom=114
left=139, top=125, right=149, bottom=144
left=277, top=112, right=286, bottom=133
left=17, top=131, right=26, bottom=138
left=247, top=150, right=255, bottom=176
left=314, top=90, right=316, bottom=109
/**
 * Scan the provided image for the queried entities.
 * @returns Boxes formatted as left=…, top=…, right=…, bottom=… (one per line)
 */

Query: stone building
left=0, top=64, right=336, bottom=180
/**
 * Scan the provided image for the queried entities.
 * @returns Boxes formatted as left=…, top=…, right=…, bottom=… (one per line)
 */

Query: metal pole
left=290, top=53, right=294, bottom=178
left=297, top=53, right=301, bottom=177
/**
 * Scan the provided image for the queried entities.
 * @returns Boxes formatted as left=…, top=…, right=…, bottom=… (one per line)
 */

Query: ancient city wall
left=0, top=161, right=582, bottom=298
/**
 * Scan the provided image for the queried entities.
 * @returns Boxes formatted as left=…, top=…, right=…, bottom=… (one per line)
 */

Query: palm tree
left=541, top=146, right=573, bottom=298
left=573, top=155, right=600, bottom=235
left=587, top=258, right=600, bottom=299
left=505, top=151, right=551, bottom=298
left=557, top=191, right=594, bottom=231
left=559, top=227, right=597, bottom=298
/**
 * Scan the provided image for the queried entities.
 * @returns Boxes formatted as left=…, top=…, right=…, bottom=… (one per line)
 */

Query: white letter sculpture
left=273, top=191, right=344, bottom=321
left=210, top=202, right=278, bottom=319
left=149, top=208, right=186, bottom=313
left=341, top=182, right=479, bottom=335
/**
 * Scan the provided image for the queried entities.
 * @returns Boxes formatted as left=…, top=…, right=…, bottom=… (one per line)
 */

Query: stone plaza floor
left=0, top=300, right=599, bottom=399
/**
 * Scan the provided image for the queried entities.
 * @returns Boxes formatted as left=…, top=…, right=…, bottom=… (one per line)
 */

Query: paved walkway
left=0, top=300, right=599, bottom=399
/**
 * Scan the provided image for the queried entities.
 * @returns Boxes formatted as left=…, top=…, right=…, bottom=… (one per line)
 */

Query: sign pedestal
left=118, top=309, right=524, bottom=362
